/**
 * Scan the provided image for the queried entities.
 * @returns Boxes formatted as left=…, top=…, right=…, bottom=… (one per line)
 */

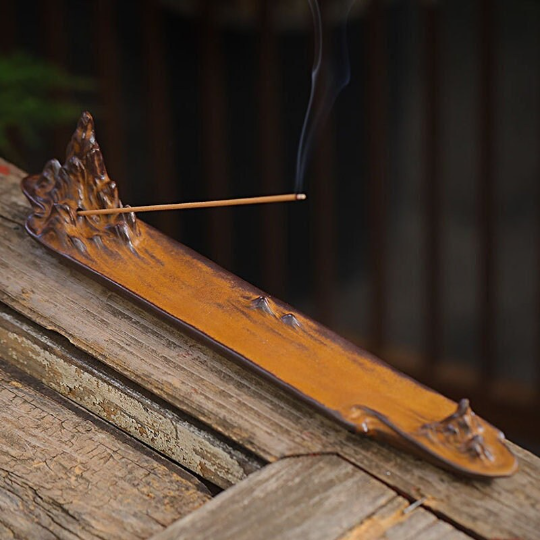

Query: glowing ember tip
left=296, top=194, right=307, bottom=201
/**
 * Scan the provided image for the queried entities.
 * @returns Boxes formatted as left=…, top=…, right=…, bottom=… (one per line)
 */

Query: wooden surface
left=0, top=304, right=261, bottom=489
left=0, top=308, right=469, bottom=540
left=20, top=113, right=516, bottom=478
left=0, top=358, right=210, bottom=539
left=1, top=157, right=540, bottom=539
left=151, top=455, right=471, bottom=540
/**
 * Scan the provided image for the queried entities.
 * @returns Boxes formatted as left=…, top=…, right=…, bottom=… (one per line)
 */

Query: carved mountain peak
left=420, top=398, right=495, bottom=462
left=21, top=112, right=140, bottom=258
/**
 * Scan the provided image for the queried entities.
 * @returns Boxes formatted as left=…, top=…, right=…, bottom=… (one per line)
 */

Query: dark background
left=1, top=0, right=539, bottom=451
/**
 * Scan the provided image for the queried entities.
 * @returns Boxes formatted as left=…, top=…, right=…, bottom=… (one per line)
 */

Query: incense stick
left=78, top=193, right=307, bottom=216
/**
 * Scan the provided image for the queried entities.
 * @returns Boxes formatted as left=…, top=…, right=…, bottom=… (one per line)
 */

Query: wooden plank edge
left=0, top=298, right=479, bottom=539
left=0, top=358, right=212, bottom=540
left=0, top=302, right=263, bottom=489
left=0, top=300, right=473, bottom=539
left=339, top=496, right=470, bottom=540
left=150, top=454, right=471, bottom=540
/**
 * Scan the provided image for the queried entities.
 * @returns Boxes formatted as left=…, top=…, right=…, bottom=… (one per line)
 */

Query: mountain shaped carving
left=22, top=112, right=140, bottom=257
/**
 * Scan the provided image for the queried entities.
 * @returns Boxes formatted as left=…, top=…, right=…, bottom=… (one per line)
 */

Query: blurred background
left=0, top=0, right=538, bottom=451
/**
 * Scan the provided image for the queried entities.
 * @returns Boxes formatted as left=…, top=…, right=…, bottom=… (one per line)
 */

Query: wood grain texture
left=151, top=455, right=470, bottom=540
left=19, top=113, right=516, bottom=478
left=339, top=497, right=469, bottom=540
left=0, top=304, right=262, bottom=489
left=1, top=157, right=539, bottom=539
left=0, top=359, right=210, bottom=540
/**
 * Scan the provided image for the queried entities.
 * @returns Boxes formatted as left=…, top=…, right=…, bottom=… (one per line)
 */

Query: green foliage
left=0, top=53, right=94, bottom=161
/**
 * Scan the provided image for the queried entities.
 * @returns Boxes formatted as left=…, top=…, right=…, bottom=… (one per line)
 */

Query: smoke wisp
left=295, top=0, right=356, bottom=192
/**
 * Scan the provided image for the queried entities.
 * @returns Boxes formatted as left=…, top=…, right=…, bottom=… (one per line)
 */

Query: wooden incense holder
left=21, top=113, right=517, bottom=478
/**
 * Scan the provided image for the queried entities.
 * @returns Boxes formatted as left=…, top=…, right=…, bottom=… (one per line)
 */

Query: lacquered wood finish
left=21, top=113, right=517, bottom=478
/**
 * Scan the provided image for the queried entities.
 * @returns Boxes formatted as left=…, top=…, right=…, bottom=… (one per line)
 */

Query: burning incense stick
left=78, top=193, right=307, bottom=216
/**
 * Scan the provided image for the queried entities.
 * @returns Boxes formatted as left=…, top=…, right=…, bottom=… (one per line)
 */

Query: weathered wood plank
left=0, top=306, right=472, bottom=540
left=151, top=455, right=470, bottom=540
left=0, top=358, right=210, bottom=540
left=338, top=496, right=468, bottom=540
left=0, top=304, right=262, bottom=489
left=1, top=158, right=539, bottom=539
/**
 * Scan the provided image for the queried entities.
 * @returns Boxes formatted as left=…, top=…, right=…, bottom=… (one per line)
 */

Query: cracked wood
left=0, top=304, right=262, bottom=489
left=151, top=455, right=471, bottom=540
left=0, top=359, right=210, bottom=540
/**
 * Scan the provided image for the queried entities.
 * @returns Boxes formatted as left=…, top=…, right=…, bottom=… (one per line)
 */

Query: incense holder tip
left=21, top=112, right=140, bottom=258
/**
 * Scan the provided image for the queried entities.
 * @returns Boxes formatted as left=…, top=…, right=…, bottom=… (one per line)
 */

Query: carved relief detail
left=250, top=297, right=301, bottom=329
left=420, top=399, right=494, bottom=462
left=21, top=112, right=140, bottom=257
left=347, top=405, right=373, bottom=434
left=250, top=296, right=275, bottom=315
left=280, top=313, right=301, bottom=329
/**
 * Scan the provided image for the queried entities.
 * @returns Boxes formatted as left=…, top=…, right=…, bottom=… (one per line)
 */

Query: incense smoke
left=295, top=0, right=356, bottom=192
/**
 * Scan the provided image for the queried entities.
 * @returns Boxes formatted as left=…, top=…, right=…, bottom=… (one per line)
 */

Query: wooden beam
left=340, top=496, right=470, bottom=540
left=0, top=359, right=210, bottom=539
left=0, top=304, right=262, bottom=489
left=151, top=455, right=471, bottom=540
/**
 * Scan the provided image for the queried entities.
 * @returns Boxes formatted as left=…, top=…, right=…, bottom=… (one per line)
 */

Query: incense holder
left=21, top=113, right=517, bottom=478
